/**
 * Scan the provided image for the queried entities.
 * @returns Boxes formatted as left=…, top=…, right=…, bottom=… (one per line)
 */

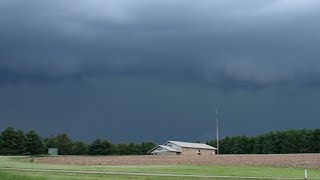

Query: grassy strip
left=1, top=156, right=320, bottom=179
left=0, top=170, right=45, bottom=180
left=1, top=170, right=280, bottom=180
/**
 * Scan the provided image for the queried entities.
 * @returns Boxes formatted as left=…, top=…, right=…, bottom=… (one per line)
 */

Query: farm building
left=148, top=141, right=217, bottom=155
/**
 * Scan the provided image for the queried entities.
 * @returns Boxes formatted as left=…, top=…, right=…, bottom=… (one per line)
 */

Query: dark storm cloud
left=1, top=0, right=320, bottom=85
left=2, top=75, right=320, bottom=142
left=3, top=1, right=320, bottom=142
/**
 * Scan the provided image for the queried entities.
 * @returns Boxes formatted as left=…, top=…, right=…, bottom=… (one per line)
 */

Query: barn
left=148, top=141, right=217, bottom=155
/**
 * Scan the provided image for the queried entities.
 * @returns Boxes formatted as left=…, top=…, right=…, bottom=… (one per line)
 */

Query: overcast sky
left=1, top=0, right=320, bottom=143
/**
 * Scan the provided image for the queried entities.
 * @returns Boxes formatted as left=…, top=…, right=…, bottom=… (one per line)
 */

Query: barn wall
left=181, top=147, right=215, bottom=155
left=151, top=151, right=177, bottom=155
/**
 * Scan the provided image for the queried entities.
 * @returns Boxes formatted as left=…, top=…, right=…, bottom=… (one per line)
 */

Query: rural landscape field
left=1, top=154, right=320, bottom=179
left=2, top=0, right=320, bottom=179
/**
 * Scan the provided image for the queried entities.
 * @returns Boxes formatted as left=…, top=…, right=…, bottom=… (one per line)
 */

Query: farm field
left=32, top=154, right=320, bottom=167
left=1, top=155, right=320, bottom=179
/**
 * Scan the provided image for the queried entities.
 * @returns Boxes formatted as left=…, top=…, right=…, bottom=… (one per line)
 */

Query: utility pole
left=216, top=108, right=219, bottom=155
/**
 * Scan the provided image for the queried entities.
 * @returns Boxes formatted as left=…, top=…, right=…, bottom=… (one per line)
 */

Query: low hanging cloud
left=1, top=0, right=320, bottom=85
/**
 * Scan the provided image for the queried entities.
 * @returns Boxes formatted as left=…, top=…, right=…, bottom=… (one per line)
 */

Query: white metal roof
left=168, top=141, right=217, bottom=150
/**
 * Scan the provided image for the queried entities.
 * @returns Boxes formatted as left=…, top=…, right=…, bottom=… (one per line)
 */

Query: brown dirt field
left=33, top=154, right=320, bottom=168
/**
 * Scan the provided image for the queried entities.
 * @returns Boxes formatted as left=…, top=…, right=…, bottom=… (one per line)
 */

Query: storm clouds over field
left=1, top=0, right=320, bottom=142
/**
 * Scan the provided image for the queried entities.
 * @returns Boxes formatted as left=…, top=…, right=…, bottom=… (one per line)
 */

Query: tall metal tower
left=216, top=108, right=219, bottom=155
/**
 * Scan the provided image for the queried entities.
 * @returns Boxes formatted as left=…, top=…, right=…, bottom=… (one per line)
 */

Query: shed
left=48, top=148, right=58, bottom=156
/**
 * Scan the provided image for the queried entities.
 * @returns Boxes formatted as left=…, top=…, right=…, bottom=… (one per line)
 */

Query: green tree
left=230, top=136, right=254, bottom=154
left=220, top=136, right=232, bottom=154
left=25, top=130, right=45, bottom=155
left=0, top=127, right=26, bottom=155
left=280, top=130, right=297, bottom=154
left=140, top=142, right=156, bottom=155
left=16, top=130, right=27, bottom=155
left=113, top=143, right=130, bottom=155
left=298, top=129, right=313, bottom=153
left=72, top=141, right=88, bottom=155
left=102, top=140, right=112, bottom=155
left=262, top=131, right=279, bottom=154
left=88, top=139, right=105, bottom=155
left=253, top=135, right=265, bottom=154
left=310, top=129, right=320, bottom=153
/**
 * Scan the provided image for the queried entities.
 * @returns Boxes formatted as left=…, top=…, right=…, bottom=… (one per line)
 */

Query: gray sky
left=1, top=0, right=320, bottom=142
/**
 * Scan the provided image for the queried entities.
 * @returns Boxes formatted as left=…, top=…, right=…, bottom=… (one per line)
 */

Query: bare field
left=33, top=154, right=320, bottom=168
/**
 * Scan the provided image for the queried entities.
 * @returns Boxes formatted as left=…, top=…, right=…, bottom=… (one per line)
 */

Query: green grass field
left=1, top=156, right=320, bottom=179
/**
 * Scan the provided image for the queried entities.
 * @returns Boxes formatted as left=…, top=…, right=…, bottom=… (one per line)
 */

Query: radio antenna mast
left=216, top=108, right=219, bottom=154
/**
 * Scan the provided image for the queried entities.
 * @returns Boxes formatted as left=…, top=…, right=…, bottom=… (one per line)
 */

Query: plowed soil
left=33, top=154, right=320, bottom=168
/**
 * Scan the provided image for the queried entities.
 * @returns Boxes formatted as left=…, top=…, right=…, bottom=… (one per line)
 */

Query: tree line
left=207, top=129, right=320, bottom=154
left=1, top=127, right=320, bottom=155
left=0, top=127, right=155, bottom=155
